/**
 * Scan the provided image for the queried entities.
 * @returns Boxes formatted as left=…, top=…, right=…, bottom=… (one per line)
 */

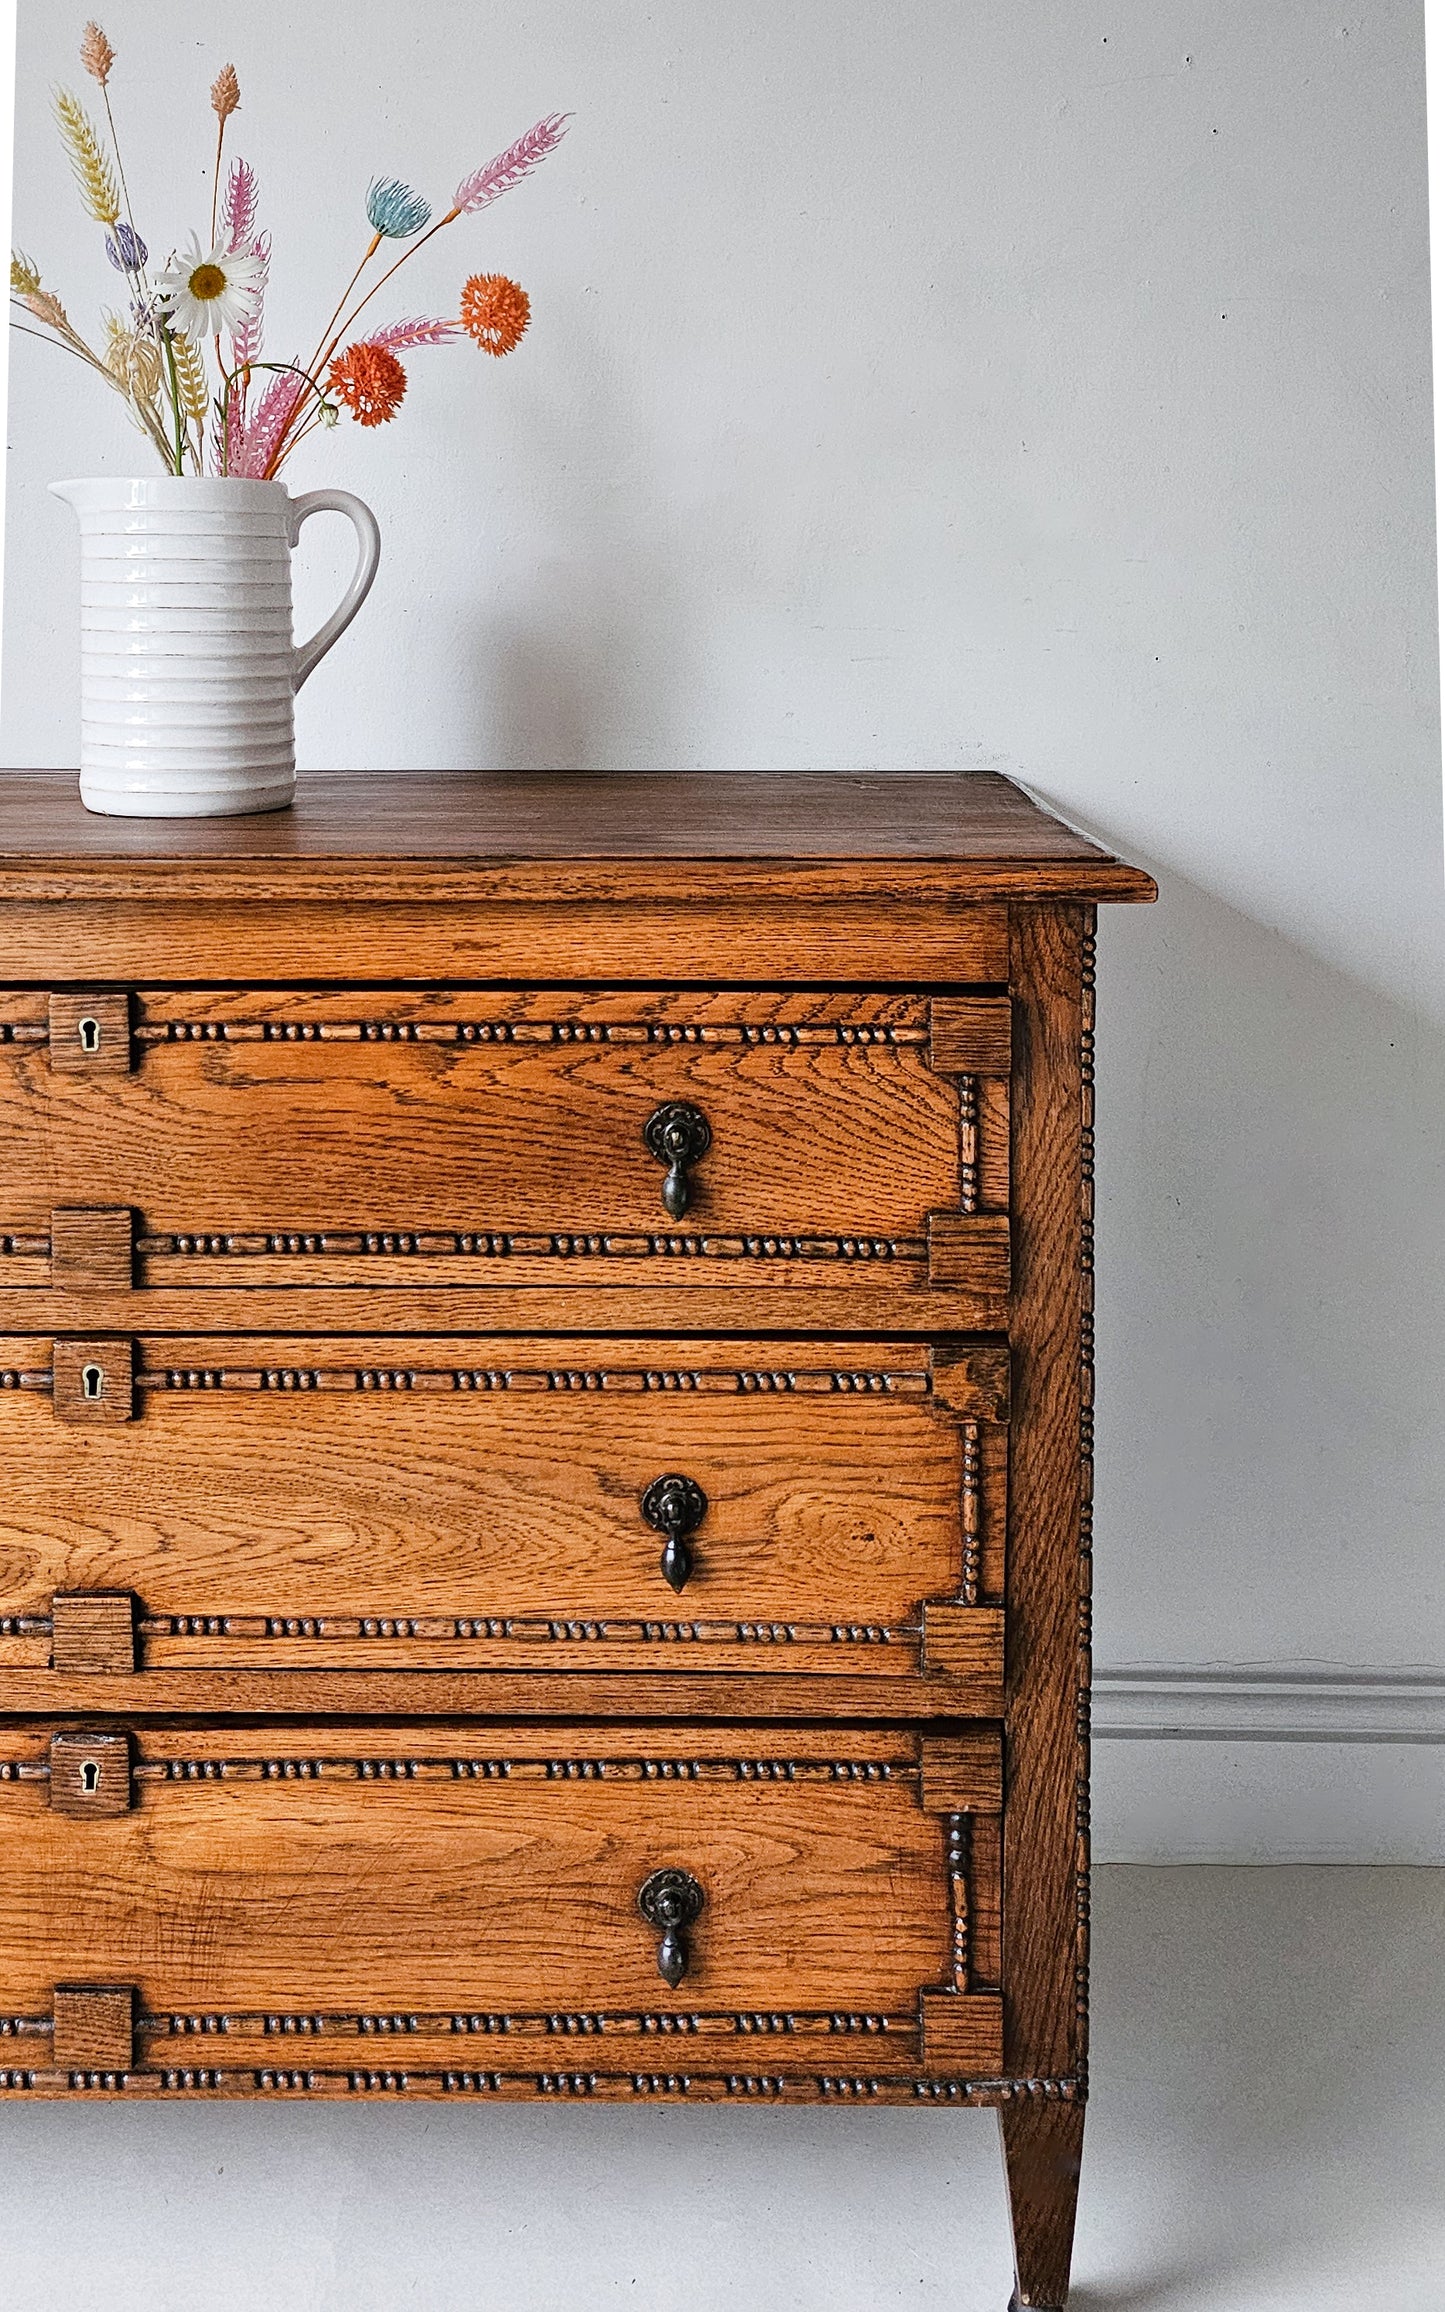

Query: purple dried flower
left=105, top=220, right=147, bottom=272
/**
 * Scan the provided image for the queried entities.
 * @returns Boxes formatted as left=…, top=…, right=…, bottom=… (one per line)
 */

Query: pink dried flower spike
left=365, top=315, right=461, bottom=351
left=222, top=157, right=259, bottom=252
left=451, top=113, right=570, bottom=217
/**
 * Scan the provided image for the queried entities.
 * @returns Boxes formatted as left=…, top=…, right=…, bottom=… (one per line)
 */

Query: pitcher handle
left=287, top=489, right=382, bottom=691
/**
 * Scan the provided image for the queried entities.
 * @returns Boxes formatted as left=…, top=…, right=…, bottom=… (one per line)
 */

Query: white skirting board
left=1090, top=1667, right=1445, bottom=1863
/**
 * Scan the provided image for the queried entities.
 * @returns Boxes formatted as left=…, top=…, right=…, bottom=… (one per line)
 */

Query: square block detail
left=52, top=1339, right=135, bottom=1425
left=927, top=998, right=1013, bottom=1077
left=51, top=1592, right=136, bottom=1675
left=52, top=1984, right=134, bottom=2072
left=921, top=1605, right=1006, bottom=1697
left=926, top=1214, right=1011, bottom=1294
left=48, top=993, right=133, bottom=1075
left=920, top=1729, right=1005, bottom=1814
left=50, top=1208, right=134, bottom=1294
left=49, top=1732, right=133, bottom=1818
left=919, top=1989, right=1004, bottom=2073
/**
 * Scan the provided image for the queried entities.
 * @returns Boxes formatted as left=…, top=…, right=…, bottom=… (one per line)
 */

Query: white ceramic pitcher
left=51, top=475, right=381, bottom=818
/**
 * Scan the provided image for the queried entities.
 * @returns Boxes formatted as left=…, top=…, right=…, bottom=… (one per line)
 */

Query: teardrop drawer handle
left=640, top=1473, right=709, bottom=1593
left=638, top=1868, right=705, bottom=1988
left=644, top=1101, right=711, bottom=1220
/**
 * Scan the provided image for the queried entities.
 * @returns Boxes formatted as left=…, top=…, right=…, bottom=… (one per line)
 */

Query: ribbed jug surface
left=54, top=478, right=298, bottom=817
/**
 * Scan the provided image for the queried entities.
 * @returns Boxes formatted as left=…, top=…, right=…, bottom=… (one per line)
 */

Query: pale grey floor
left=0, top=1868, right=1439, bottom=2310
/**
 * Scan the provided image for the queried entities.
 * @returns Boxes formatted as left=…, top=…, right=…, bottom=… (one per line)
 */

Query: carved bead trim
left=0, top=1241, right=49, bottom=1260
left=139, top=1230, right=926, bottom=1264
left=127, top=1755, right=919, bottom=1785
left=0, top=1370, right=52, bottom=1391
left=1076, top=911, right=1097, bottom=2087
left=945, top=1814, right=971, bottom=1991
left=139, top=2008, right=915, bottom=2041
left=0, top=2067, right=1078, bottom=2104
left=958, top=1075, right=979, bottom=1214
left=959, top=1418, right=982, bottom=1606
left=0, top=1024, right=46, bottom=1047
left=135, top=1363, right=932, bottom=1397
left=135, top=1018, right=930, bottom=1050
left=135, top=1612, right=916, bottom=1649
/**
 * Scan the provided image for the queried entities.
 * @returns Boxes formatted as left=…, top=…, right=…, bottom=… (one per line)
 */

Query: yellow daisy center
left=188, top=263, right=227, bottom=301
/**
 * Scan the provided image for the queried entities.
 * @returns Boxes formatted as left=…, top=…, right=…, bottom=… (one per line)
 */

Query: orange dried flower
left=460, top=273, right=530, bottom=356
left=326, top=340, right=409, bottom=427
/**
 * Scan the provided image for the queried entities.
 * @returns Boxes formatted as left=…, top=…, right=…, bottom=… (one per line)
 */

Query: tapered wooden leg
left=998, top=2097, right=1086, bottom=2309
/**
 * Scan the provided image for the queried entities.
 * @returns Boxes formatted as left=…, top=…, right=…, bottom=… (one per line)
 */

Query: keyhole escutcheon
left=81, top=1363, right=105, bottom=1401
left=80, top=1760, right=101, bottom=1794
left=77, top=1016, right=102, bottom=1055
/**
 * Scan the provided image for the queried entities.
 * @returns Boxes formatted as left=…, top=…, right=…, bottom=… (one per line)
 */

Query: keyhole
left=77, top=1017, right=102, bottom=1055
left=80, top=1760, right=100, bottom=1795
left=81, top=1363, right=104, bottom=1401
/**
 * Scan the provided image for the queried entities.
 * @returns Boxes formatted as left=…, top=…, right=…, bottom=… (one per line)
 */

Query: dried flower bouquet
left=11, top=22, right=568, bottom=478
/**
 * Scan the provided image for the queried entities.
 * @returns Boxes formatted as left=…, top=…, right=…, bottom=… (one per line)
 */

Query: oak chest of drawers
left=0, top=769, right=1152, bottom=2312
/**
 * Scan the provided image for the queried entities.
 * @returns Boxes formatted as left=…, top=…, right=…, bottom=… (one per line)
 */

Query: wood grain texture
left=0, top=772, right=1150, bottom=2206
left=0, top=900, right=1010, bottom=986
left=51, top=1337, right=134, bottom=1424
left=0, top=1282, right=1012, bottom=1335
left=48, top=1730, right=132, bottom=1818
left=49, top=1209, right=132, bottom=1294
left=0, top=1667, right=997, bottom=1720
left=0, top=984, right=1008, bottom=1294
left=49, top=1592, right=134, bottom=1675
left=0, top=1334, right=1006, bottom=1681
left=52, top=1983, right=134, bottom=2071
left=999, top=902, right=1091, bottom=2307
left=47, top=992, right=132, bottom=1075
left=0, top=1722, right=1000, bottom=2069
left=999, top=2097, right=1087, bottom=2310
left=0, top=771, right=1157, bottom=902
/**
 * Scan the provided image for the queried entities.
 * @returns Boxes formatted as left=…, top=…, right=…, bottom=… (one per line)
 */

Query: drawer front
left=0, top=987, right=1010, bottom=1300
left=0, top=1335, right=1006, bottom=1692
left=0, top=1721, right=1002, bottom=2095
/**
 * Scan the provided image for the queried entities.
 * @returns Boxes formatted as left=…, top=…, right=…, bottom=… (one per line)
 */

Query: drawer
left=0, top=1720, right=1002, bottom=2095
left=0, top=987, right=1010, bottom=1299
left=0, top=1334, right=1006, bottom=1694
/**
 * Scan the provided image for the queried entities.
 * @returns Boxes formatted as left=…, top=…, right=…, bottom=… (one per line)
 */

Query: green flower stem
left=159, top=317, right=188, bottom=476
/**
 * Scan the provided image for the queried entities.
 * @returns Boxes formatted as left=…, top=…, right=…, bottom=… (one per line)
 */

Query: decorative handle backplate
left=644, top=1101, right=711, bottom=1220
left=640, top=1473, right=709, bottom=1593
left=638, top=1867, right=705, bottom=1988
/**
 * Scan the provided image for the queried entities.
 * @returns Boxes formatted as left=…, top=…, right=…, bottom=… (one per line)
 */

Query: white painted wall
left=3, top=0, right=1443, bottom=1860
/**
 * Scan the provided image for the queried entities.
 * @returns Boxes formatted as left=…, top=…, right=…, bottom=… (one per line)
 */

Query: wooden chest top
left=0, top=769, right=1155, bottom=904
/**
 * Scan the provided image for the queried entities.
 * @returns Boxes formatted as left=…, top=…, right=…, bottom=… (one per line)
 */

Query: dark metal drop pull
left=638, top=1868, right=705, bottom=1988
left=644, top=1101, right=711, bottom=1219
left=641, top=1473, right=708, bottom=1593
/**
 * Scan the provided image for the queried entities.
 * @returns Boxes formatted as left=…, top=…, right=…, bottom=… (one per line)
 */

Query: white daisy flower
left=156, top=234, right=263, bottom=338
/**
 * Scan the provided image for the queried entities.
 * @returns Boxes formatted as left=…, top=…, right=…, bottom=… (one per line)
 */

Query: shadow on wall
left=1079, top=843, right=1445, bottom=1668
left=450, top=313, right=699, bottom=769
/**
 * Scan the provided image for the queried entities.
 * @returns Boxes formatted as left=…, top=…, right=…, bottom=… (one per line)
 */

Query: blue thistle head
left=367, top=178, right=431, bottom=239
left=105, top=221, right=148, bottom=273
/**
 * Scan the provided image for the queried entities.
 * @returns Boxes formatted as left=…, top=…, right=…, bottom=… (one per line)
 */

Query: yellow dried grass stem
left=172, top=327, right=210, bottom=427
left=53, top=87, right=120, bottom=225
